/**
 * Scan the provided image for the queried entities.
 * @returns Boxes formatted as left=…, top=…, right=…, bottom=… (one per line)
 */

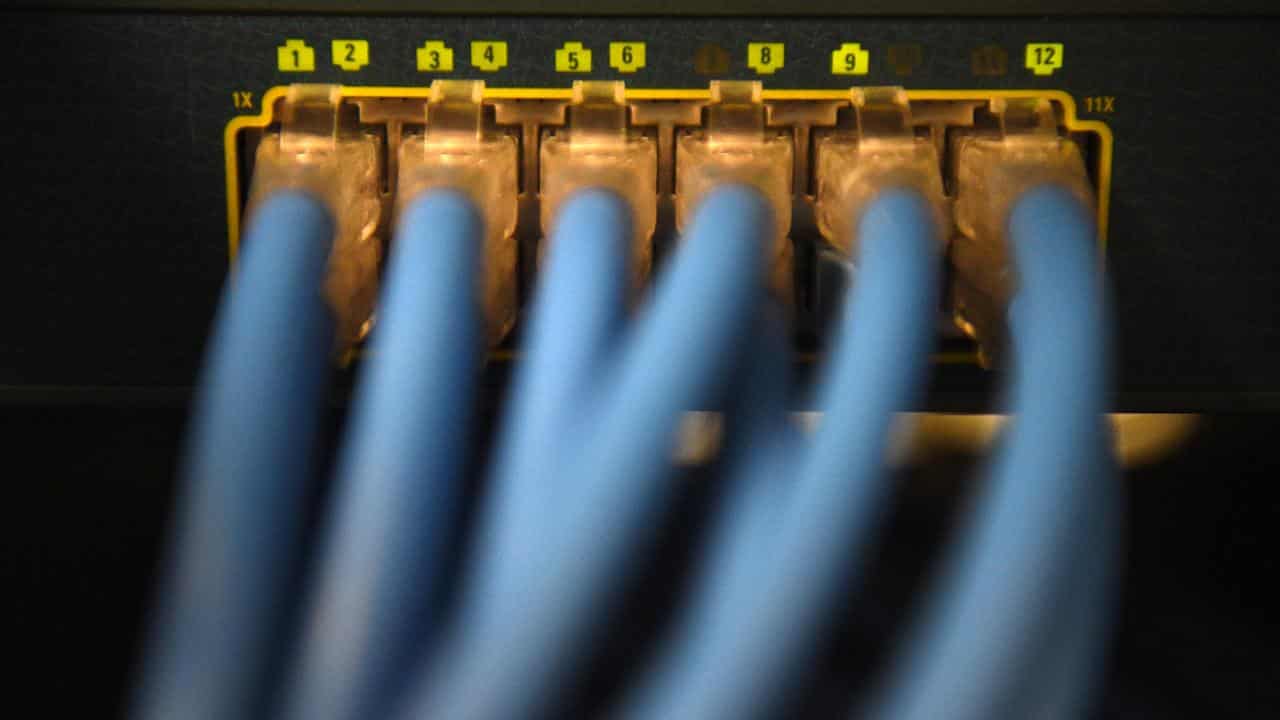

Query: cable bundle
left=133, top=184, right=1116, bottom=720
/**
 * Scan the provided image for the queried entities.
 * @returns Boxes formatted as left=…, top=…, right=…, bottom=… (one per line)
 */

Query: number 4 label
left=471, top=41, right=508, bottom=72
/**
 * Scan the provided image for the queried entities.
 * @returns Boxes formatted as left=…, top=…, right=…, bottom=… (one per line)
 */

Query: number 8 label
left=748, top=42, right=785, bottom=75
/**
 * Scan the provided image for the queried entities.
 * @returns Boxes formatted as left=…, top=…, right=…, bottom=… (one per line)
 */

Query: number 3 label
left=416, top=41, right=454, bottom=72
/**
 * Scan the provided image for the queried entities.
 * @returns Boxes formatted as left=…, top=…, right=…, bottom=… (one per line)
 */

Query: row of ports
left=237, top=81, right=1103, bottom=361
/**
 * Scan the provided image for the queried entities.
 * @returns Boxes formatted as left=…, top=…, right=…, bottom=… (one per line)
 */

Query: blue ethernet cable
left=276, top=191, right=484, bottom=720
left=399, top=185, right=773, bottom=720
left=464, top=190, right=632, bottom=629
left=136, top=180, right=1117, bottom=720
left=620, top=188, right=942, bottom=720
left=866, top=184, right=1116, bottom=720
left=132, top=193, right=336, bottom=720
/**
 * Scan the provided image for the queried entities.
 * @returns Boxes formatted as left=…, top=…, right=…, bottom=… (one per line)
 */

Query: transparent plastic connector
left=244, top=84, right=384, bottom=350
left=676, top=82, right=793, bottom=290
left=397, top=80, right=519, bottom=345
left=814, top=87, right=946, bottom=258
left=950, top=97, right=1096, bottom=362
left=541, top=82, right=658, bottom=282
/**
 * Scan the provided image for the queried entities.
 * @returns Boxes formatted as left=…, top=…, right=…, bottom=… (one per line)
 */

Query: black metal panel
left=6, top=12, right=1280, bottom=409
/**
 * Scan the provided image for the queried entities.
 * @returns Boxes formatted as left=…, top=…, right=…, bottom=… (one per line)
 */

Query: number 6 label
left=609, top=42, right=646, bottom=73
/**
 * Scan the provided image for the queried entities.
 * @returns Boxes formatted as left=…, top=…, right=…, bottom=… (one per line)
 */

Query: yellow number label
left=555, top=42, right=592, bottom=73
left=470, top=41, right=508, bottom=72
left=1025, top=43, right=1064, bottom=76
left=276, top=39, right=315, bottom=72
left=332, top=39, right=369, bottom=71
left=830, top=42, right=869, bottom=75
left=747, top=42, right=784, bottom=75
left=416, top=41, right=454, bottom=72
left=609, top=42, right=645, bottom=73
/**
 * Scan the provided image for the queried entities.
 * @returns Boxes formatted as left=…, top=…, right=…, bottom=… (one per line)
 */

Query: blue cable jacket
left=276, top=191, right=483, bottom=720
left=132, top=193, right=335, bottom=720
left=866, top=184, right=1115, bottom=720
left=465, top=190, right=631, bottom=627
left=401, top=184, right=772, bottom=720
left=622, top=188, right=941, bottom=720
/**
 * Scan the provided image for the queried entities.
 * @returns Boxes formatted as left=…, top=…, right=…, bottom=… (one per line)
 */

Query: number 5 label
left=471, top=41, right=508, bottom=72
left=609, top=42, right=645, bottom=73
left=555, top=42, right=592, bottom=73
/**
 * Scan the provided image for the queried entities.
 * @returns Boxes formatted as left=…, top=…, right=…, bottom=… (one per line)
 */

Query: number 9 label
left=830, top=43, right=869, bottom=75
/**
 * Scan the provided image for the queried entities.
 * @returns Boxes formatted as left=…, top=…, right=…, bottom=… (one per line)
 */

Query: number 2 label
left=331, top=39, right=369, bottom=71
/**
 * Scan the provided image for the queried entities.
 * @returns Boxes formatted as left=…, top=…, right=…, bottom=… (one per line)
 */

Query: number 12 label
left=1025, top=43, right=1064, bottom=76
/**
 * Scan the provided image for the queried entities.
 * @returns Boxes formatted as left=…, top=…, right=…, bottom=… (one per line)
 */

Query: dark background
left=5, top=408, right=1279, bottom=717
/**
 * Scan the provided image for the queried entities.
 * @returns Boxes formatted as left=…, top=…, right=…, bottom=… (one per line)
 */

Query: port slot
left=226, top=84, right=1111, bottom=362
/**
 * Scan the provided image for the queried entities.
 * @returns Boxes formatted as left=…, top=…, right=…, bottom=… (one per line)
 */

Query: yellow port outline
left=224, top=86, right=1113, bottom=367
